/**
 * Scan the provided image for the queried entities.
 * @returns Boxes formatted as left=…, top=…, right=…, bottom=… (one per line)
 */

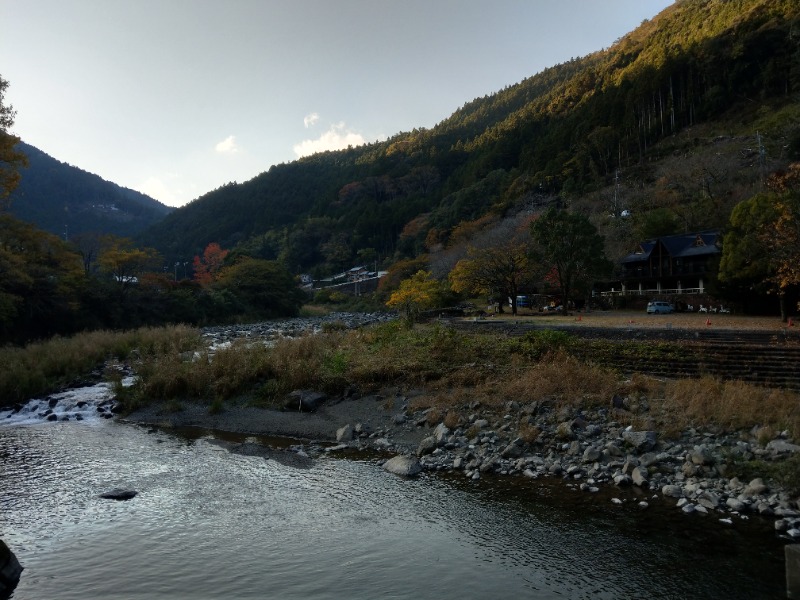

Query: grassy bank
left=5, top=322, right=799, bottom=447
left=0, top=325, right=201, bottom=405
left=109, top=322, right=800, bottom=443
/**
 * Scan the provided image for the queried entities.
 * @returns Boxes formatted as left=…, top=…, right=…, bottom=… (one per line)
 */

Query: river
left=0, top=405, right=788, bottom=599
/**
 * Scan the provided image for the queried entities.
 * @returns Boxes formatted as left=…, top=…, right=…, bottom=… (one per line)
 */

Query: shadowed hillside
left=138, top=0, right=800, bottom=277
left=9, top=142, right=172, bottom=239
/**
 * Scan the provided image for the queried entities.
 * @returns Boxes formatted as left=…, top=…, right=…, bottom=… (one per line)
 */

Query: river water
left=0, top=407, right=788, bottom=599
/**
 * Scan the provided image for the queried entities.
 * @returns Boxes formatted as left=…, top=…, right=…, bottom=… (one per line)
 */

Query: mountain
left=139, top=0, right=800, bottom=274
left=8, top=142, right=172, bottom=239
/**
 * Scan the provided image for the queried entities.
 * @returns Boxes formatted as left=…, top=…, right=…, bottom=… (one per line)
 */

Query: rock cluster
left=337, top=393, right=800, bottom=539
left=201, top=312, right=396, bottom=348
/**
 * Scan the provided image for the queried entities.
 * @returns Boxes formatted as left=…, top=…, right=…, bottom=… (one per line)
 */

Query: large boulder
left=285, top=390, right=327, bottom=413
left=383, top=455, right=422, bottom=477
left=0, top=540, right=23, bottom=598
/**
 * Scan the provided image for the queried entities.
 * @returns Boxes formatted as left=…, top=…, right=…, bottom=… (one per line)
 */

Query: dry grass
left=501, top=351, right=618, bottom=410
left=36, top=321, right=792, bottom=443
left=0, top=325, right=201, bottom=405
left=615, top=373, right=800, bottom=440
left=663, top=375, right=800, bottom=436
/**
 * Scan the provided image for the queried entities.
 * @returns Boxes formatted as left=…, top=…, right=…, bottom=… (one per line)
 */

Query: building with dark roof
left=612, top=231, right=721, bottom=296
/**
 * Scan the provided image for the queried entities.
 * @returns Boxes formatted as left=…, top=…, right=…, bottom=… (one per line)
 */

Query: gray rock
left=99, top=488, right=138, bottom=500
left=662, top=484, right=683, bottom=499
left=555, top=421, right=574, bottom=440
left=605, top=443, right=624, bottom=458
left=336, top=424, right=354, bottom=442
left=688, top=447, right=714, bottom=466
left=726, top=498, right=747, bottom=512
left=501, top=443, right=524, bottom=459
left=698, top=493, right=720, bottom=510
left=756, top=502, right=774, bottom=516
left=584, top=424, right=602, bottom=438
left=416, top=436, right=437, bottom=457
left=622, top=430, right=656, bottom=452
left=631, top=466, right=649, bottom=487
left=766, top=439, right=800, bottom=454
left=743, top=478, right=768, bottom=497
left=479, top=455, right=499, bottom=473
left=433, top=423, right=450, bottom=444
left=614, top=473, right=632, bottom=486
left=0, top=539, right=23, bottom=598
left=383, top=455, right=422, bottom=477
left=285, top=390, right=327, bottom=412
left=582, top=446, right=601, bottom=463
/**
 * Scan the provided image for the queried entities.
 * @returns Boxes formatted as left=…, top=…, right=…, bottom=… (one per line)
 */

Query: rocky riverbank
left=117, top=315, right=800, bottom=544
left=126, top=381, right=800, bottom=539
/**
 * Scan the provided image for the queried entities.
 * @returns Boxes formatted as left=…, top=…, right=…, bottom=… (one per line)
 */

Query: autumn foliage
left=193, top=242, right=229, bottom=285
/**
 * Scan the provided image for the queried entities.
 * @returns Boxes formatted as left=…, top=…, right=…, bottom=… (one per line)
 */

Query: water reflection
left=0, top=421, right=786, bottom=599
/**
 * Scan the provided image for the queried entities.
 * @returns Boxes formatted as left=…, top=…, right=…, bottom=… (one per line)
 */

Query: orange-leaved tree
left=193, top=242, right=229, bottom=286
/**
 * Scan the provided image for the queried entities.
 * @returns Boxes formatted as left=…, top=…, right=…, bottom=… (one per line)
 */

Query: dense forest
left=2, top=0, right=800, bottom=342
left=8, top=142, right=172, bottom=238
left=138, top=0, right=800, bottom=278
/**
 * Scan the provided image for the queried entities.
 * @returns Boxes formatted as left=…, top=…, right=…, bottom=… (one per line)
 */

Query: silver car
left=646, top=301, right=673, bottom=314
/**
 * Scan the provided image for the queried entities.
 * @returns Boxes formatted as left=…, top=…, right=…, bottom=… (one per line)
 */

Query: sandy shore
left=124, top=390, right=429, bottom=450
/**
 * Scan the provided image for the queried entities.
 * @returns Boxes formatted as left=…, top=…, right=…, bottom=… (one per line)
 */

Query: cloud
left=138, top=176, right=178, bottom=206
left=215, top=135, right=238, bottom=153
left=293, top=122, right=367, bottom=158
left=303, top=112, right=320, bottom=128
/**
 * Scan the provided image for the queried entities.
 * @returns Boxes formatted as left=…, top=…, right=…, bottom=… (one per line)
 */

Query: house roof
left=621, top=231, right=720, bottom=264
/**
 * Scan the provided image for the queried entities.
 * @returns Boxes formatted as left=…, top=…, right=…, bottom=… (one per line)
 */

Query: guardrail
left=600, top=288, right=704, bottom=297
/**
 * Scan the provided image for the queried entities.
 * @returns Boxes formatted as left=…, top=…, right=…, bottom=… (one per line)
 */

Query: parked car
left=515, top=295, right=531, bottom=308
left=646, top=301, right=674, bottom=314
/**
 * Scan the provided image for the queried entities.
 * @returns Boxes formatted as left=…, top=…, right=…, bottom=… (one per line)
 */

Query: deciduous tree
left=530, top=208, right=611, bottom=313
left=98, top=237, right=161, bottom=290
left=0, top=75, right=27, bottom=209
left=214, top=258, right=304, bottom=319
left=0, top=215, right=83, bottom=340
left=386, top=270, right=441, bottom=324
left=449, top=241, right=533, bottom=315
left=722, top=165, right=800, bottom=321
left=193, top=242, right=229, bottom=285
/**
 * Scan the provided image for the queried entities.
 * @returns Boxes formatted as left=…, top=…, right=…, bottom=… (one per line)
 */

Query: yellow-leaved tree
left=385, top=270, right=440, bottom=324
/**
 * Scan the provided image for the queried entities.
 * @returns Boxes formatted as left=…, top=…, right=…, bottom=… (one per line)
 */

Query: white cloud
left=215, top=135, right=239, bottom=153
left=303, top=112, right=320, bottom=128
left=138, top=176, right=178, bottom=206
left=293, top=122, right=367, bottom=158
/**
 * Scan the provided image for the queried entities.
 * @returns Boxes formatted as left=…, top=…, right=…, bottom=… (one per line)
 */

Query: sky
left=3, top=0, right=673, bottom=207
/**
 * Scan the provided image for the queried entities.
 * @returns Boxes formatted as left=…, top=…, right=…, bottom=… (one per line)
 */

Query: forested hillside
left=9, top=142, right=172, bottom=238
left=139, top=0, right=800, bottom=276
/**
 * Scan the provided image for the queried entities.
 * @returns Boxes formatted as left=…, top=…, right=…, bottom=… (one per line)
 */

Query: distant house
left=346, top=266, right=370, bottom=281
left=613, top=231, right=721, bottom=296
